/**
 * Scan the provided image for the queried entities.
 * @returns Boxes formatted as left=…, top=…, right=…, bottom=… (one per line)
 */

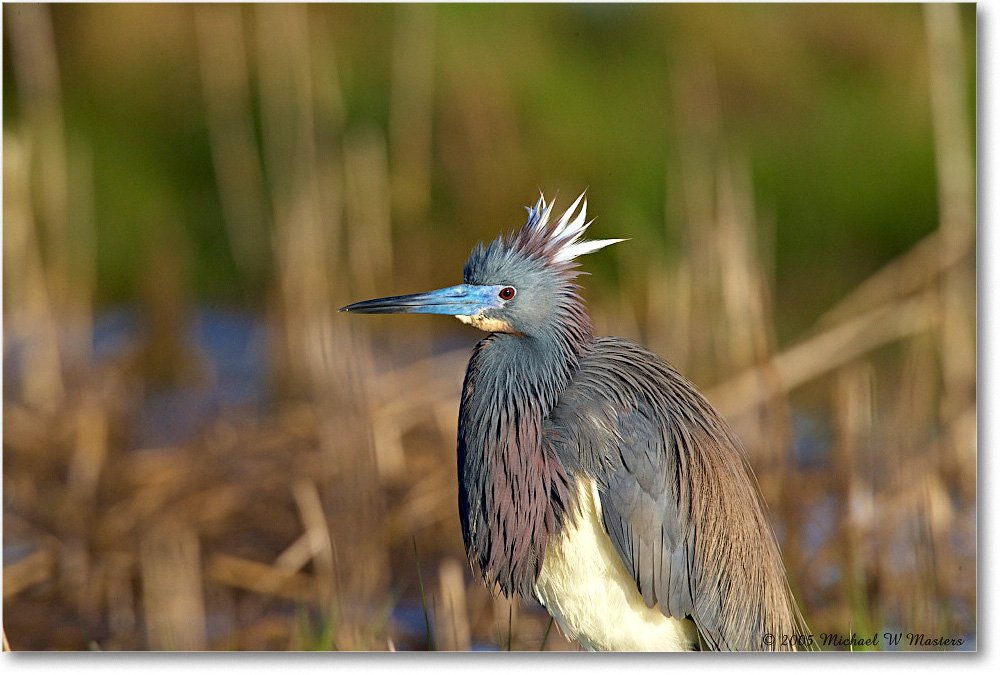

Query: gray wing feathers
left=549, top=337, right=804, bottom=651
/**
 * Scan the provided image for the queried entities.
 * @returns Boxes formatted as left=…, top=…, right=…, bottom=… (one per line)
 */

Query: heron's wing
left=598, top=398, right=726, bottom=649
left=549, top=337, right=800, bottom=651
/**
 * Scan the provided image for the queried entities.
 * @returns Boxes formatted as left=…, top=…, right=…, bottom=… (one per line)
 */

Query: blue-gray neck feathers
left=458, top=326, right=582, bottom=595
left=456, top=195, right=611, bottom=594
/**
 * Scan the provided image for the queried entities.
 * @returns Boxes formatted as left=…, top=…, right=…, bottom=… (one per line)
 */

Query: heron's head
left=340, top=192, right=624, bottom=339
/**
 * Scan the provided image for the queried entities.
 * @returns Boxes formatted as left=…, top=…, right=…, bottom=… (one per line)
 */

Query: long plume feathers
left=523, top=192, right=625, bottom=264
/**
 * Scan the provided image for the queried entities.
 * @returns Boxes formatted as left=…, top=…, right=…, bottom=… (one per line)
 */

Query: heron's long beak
left=339, top=284, right=502, bottom=316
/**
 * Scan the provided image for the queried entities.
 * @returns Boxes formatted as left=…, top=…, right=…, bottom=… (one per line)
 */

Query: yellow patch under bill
left=454, top=314, right=517, bottom=334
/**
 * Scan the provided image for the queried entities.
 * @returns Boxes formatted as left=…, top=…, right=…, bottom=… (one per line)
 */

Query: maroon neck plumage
left=456, top=281, right=593, bottom=596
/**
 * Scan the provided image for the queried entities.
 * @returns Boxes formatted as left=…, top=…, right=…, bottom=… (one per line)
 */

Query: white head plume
left=524, top=191, right=626, bottom=263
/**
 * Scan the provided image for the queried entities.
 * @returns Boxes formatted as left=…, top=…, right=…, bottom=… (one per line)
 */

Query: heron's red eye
left=499, top=286, right=516, bottom=301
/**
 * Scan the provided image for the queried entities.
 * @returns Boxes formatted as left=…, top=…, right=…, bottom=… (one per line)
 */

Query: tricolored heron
left=342, top=193, right=806, bottom=650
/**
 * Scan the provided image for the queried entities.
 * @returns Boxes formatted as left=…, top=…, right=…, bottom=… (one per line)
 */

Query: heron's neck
left=457, top=316, right=592, bottom=597
left=494, top=328, right=588, bottom=403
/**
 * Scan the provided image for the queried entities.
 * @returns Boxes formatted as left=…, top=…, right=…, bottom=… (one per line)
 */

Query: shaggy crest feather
left=518, top=192, right=625, bottom=265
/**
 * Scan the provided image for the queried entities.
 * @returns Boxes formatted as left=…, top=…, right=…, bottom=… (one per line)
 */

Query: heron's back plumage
left=544, top=336, right=805, bottom=650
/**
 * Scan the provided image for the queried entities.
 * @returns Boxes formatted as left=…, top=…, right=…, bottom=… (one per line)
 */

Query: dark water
left=96, top=307, right=271, bottom=449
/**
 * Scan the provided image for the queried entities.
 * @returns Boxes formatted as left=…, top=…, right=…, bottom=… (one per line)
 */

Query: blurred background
left=2, top=2, right=975, bottom=651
